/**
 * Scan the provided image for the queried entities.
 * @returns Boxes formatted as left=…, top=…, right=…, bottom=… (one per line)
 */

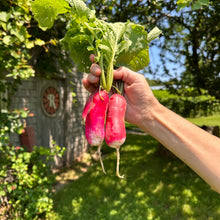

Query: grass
left=53, top=133, right=220, bottom=220
left=187, top=114, right=220, bottom=126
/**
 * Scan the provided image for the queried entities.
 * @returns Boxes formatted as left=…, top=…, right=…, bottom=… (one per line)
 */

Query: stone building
left=9, top=69, right=89, bottom=167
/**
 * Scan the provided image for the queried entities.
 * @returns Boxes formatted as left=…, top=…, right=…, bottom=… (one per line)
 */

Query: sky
left=141, top=43, right=186, bottom=82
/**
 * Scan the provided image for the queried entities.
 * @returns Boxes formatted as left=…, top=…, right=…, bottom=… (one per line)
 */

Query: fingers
left=87, top=73, right=99, bottom=84
left=89, top=54, right=139, bottom=86
left=82, top=78, right=98, bottom=93
left=90, top=63, right=101, bottom=76
left=82, top=54, right=102, bottom=93
left=89, top=54, right=101, bottom=76
left=89, top=54, right=96, bottom=63
left=87, top=54, right=144, bottom=93
left=113, top=66, right=140, bottom=85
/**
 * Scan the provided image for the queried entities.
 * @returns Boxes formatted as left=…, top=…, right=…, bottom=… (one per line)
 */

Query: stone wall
left=9, top=69, right=89, bottom=167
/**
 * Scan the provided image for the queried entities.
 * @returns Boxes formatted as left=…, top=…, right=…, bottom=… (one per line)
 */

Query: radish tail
left=116, top=147, right=124, bottom=178
left=97, top=144, right=106, bottom=175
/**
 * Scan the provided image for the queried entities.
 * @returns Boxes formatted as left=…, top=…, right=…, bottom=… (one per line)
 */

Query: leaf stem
left=99, top=54, right=107, bottom=90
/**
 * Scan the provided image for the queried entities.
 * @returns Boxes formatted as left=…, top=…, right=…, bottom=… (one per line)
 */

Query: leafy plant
left=31, top=0, right=162, bottom=92
left=0, top=109, right=65, bottom=219
left=0, top=0, right=72, bottom=109
left=0, top=0, right=36, bottom=80
left=177, top=0, right=209, bottom=10
left=153, top=88, right=220, bottom=117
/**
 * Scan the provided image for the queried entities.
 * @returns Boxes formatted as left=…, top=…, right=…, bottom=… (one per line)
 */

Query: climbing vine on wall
left=0, top=0, right=70, bottom=108
left=0, top=2, right=67, bottom=218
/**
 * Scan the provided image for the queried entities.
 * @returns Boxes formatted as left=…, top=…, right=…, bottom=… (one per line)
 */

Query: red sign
left=42, top=86, right=60, bottom=116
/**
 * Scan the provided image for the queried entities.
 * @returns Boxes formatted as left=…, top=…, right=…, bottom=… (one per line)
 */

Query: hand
left=82, top=55, right=159, bottom=128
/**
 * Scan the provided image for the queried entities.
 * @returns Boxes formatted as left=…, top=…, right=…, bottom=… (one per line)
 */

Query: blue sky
left=142, top=42, right=186, bottom=82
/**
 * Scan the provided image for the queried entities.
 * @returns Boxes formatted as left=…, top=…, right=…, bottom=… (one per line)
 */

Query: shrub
left=0, top=109, right=65, bottom=219
left=153, top=89, right=220, bottom=117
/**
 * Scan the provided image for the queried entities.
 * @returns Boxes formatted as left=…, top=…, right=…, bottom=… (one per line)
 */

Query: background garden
left=1, top=0, right=220, bottom=219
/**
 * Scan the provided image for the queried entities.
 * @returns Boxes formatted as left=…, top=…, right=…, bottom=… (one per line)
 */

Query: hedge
left=153, top=89, right=220, bottom=117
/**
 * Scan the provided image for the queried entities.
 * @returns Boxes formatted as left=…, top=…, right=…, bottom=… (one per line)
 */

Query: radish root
left=97, top=144, right=106, bottom=174
left=116, top=147, right=124, bottom=178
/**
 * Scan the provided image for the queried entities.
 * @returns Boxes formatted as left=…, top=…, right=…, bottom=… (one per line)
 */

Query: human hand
left=82, top=54, right=159, bottom=128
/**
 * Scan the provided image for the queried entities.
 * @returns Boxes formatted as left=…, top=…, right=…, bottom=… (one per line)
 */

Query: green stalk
left=106, top=46, right=116, bottom=92
left=106, top=62, right=114, bottom=92
left=99, top=54, right=107, bottom=90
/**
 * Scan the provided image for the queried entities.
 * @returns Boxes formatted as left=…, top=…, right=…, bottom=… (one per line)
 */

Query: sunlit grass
left=53, top=134, right=220, bottom=220
left=187, top=114, right=220, bottom=126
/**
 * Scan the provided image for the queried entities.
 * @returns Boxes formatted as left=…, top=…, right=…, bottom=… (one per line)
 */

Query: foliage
left=31, top=0, right=162, bottom=92
left=153, top=88, right=220, bottom=117
left=0, top=2, right=68, bottom=218
left=177, top=0, right=209, bottom=10
left=0, top=0, right=33, bottom=108
left=0, top=109, right=65, bottom=219
left=53, top=134, right=220, bottom=219
left=0, top=0, right=72, bottom=109
left=87, top=0, right=219, bottom=99
left=0, top=0, right=34, bottom=80
left=147, top=78, right=163, bottom=87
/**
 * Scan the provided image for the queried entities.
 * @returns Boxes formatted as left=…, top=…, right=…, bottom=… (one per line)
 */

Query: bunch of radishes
left=82, top=84, right=127, bottom=178
left=32, top=0, right=162, bottom=178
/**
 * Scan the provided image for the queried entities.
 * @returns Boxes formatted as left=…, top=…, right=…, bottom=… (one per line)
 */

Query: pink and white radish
left=85, top=90, right=109, bottom=174
left=105, top=93, right=127, bottom=178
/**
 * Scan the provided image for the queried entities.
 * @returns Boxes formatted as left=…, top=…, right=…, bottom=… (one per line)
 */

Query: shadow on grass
left=53, top=134, right=220, bottom=220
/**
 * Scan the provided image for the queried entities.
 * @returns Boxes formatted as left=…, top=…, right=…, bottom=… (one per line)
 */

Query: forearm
left=141, top=102, right=220, bottom=193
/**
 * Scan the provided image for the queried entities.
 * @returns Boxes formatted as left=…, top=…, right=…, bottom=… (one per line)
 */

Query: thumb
left=114, top=67, right=139, bottom=86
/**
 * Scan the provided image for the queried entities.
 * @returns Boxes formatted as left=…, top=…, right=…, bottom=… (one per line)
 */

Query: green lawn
left=53, top=133, right=220, bottom=219
left=187, top=114, right=220, bottom=126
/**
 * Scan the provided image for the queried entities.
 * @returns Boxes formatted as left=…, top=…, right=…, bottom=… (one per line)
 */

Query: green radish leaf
left=115, top=23, right=149, bottom=71
left=31, top=0, right=162, bottom=91
left=68, top=0, right=95, bottom=20
left=62, top=26, right=95, bottom=72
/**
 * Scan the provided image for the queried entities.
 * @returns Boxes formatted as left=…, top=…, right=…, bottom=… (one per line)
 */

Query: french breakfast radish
left=105, top=93, right=127, bottom=178
left=85, top=90, right=109, bottom=174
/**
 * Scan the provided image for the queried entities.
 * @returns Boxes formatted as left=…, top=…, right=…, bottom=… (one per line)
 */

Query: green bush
left=0, top=109, right=65, bottom=219
left=153, top=89, right=220, bottom=117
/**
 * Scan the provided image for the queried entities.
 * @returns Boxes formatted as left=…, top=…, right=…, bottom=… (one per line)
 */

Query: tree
left=88, top=0, right=220, bottom=99
left=179, top=1, right=220, bottom=98
left=160, top=0, right=220, bottom=99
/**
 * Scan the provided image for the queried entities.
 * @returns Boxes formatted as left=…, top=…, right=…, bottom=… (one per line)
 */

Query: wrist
left=139, top=99, right=165, bottom=134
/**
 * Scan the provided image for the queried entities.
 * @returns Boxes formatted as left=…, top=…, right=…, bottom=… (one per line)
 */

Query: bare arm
left=83, top=56, right=220, bottom=193
left=141, top=102, right=220, bottom=193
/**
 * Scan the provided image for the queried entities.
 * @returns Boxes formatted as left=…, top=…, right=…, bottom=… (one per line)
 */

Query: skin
left=82, top=54, right=220, bottom=193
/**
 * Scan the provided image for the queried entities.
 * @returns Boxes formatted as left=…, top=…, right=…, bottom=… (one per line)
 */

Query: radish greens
left=31, top=0, right=162, bottom=92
